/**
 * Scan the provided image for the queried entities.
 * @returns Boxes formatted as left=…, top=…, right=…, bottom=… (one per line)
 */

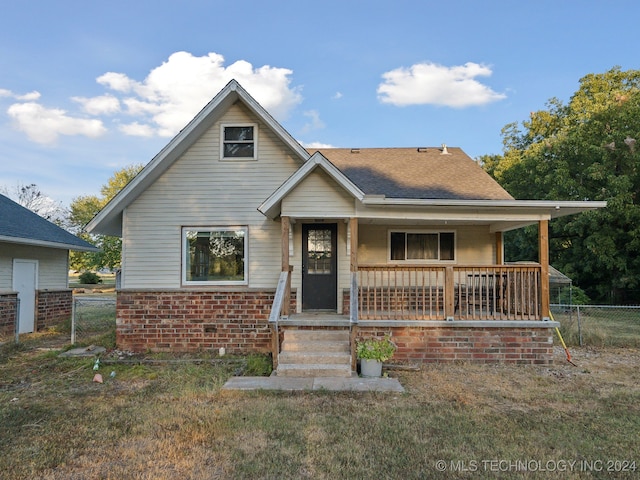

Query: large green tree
left=486, top=67, right=640, bottom=302
left=69, top=164, right=144, bottom=272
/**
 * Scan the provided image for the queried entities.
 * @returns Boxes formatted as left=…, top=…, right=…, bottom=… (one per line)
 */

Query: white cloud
left=301, top=110, right=325, bottom=133
left=377, top=62, right=506, bottom=108
left=101, top=51, right=302, bottom=137
left=333, top=92, right=343, bottom=100
left=0, top=89, right=41, bottom=101
left=7, top=102, right=106, bottom=144
left=72, top=94, right=120, bottom=115
left=303, top=141, right=336, bottom=149
left=2, top=51, right=302, bottom=145
left=118, top=122, right=155, bottom=137
left=17, top=91, right=41, bottom=101
left=97, top=72, right=137, bottom=93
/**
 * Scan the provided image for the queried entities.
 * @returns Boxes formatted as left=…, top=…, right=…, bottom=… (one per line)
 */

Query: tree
left=69, top=164, right=144, bottom=272
left=1, top=183, right=68, bottom=225
left=486, top=67, right=640, bottom=302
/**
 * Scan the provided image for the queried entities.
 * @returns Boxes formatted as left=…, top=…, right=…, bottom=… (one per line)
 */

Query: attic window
left=221, top=124, right=257, bottom=160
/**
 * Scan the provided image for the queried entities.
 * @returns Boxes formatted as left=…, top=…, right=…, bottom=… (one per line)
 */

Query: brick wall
left=355, top=325, right=555, bottom=365
left=36, top=290, right=72, bottom=330
left=116, top=289, right=297, bottom=353
left=0, top=293, right=18, bottom=338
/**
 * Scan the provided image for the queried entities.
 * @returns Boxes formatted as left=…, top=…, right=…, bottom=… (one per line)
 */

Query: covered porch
left=272, top=216, right=553, bottom=324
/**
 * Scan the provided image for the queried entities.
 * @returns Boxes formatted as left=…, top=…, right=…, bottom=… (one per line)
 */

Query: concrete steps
left=276, top=328, right=352, bottom=378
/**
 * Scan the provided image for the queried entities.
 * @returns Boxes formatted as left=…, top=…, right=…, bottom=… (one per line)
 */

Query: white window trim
left=182, top=226, right=249, bottom=286
left=220, top=123, right=258, bottom=161
left=388, top=229, right=457, bottom=263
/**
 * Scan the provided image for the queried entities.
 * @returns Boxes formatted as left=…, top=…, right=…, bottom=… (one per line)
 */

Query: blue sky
left=1, top=0, right=638, bottom=209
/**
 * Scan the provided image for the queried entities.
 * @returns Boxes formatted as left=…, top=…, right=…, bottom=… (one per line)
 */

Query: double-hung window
left=390, top=231, right=455, bottom=262
left=221, top=124, right=256, bottom=159
left=183, top=227, right=248, bottom=285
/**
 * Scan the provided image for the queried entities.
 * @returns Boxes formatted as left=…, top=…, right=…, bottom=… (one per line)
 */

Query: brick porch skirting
left=354, top=323, right=556, bottom=365
left=116, top=289, right=297, bottom=353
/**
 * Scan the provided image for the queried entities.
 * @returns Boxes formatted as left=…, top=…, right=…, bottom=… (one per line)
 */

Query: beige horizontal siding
left=0, top=243, right=69, bottom=290
left=281, top=168, right=355, bottom=218
left=122, top=103, right=301, bottom=289
left=357, top=224, right=495, bottom=265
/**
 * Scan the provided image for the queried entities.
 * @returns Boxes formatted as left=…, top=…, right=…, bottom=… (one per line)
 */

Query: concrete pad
left=222, top=375, right=404, bottom=393
left=59, top=345, right=106, bottom=357
left=222, top=376, right=314, bottom=391
left=313, top=376, right=405, bottom=393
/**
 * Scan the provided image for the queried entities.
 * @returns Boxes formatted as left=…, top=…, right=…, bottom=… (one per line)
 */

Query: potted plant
left=356, top=336, right=397, bottom=377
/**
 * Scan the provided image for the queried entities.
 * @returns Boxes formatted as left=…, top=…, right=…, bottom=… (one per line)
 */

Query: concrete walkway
left=222, top=374, right=404, bottom=393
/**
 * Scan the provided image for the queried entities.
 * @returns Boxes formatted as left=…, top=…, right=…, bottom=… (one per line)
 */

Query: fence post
left=71, top=297, right=76, bottom=345
left=576, top=305, right=582, bottom=347
left=14, top=297, right=20, bottom=344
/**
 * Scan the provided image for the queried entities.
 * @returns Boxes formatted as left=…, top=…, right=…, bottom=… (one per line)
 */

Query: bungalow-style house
left=87, top=80, right=604, bottom=375
left=0, top=194, right=98, bottom=338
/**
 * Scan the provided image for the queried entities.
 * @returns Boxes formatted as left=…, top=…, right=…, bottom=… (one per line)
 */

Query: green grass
left=1, top=331, right=639, bottom=479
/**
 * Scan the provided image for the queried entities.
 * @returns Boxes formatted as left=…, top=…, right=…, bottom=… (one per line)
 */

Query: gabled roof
left=313, top=147, right=514, bottom=200
left=86, top=80, right=310, bottom=236
left=260, top=147, right=606, bottom=224
left=258, top=151, right=365, bottom=219
left=0, top=194, right=98, bottom=251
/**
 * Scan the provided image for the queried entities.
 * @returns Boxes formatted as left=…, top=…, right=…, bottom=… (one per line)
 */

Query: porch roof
left=258, top=149, right=606, bottom=229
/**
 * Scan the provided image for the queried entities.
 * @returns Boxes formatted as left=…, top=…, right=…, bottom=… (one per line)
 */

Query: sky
left=1, top=0, right=638, bottom=210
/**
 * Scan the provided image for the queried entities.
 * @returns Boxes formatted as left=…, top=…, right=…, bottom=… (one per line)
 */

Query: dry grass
left=1, top=331, right=639, bottom=479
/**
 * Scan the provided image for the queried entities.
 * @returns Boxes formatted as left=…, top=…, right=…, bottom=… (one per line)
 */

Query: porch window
left=221, top=124, right=256, bottom=159
left=390, top=231, right=455, bottom=262
left=183, top=227, right=247, bottom=284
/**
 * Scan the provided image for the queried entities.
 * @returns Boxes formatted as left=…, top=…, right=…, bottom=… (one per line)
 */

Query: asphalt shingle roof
left=0, top=194, right=97, bottom=251
left=310, top=147, right=514, bottom=200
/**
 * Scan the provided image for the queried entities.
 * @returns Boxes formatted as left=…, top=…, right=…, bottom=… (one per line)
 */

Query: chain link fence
left=551, top=304, right=640, bottom=348
left=71, top=296, right=116, bottom=345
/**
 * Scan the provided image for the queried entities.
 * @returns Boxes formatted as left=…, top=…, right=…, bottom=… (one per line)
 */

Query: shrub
left=356, top=336, right=397, bottom=362
left=78, top=271, right=102, bottom=285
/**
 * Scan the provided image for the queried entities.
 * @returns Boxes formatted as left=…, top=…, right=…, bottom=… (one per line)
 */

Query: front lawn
left=1, top=332, right=638, bottom=479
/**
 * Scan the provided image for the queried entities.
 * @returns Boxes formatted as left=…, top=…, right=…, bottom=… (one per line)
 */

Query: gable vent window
left=221, top=124, right=257, bottom=160
left=390, top=231, right=455, bottom=262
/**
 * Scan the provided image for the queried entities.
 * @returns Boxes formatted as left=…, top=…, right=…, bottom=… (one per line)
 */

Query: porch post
left=281, top=216, right=291, bottom=317
left=349, top=217, right=359, bottom=371
left=539, top=219, right=550, bottom=319
left=349, top=218, right=358, bottom=272
left=444, top=266, right=455, bottom=320
left=495, top=232, right=504, bottom=265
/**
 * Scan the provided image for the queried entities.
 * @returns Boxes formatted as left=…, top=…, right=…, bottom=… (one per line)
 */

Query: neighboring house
left=0, top=194, right=98, bottom=338
left=87, top=80, right=605, bottom=373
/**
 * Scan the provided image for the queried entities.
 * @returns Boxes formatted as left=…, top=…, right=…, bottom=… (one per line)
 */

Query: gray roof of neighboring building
left=0, top=194, right=98, bottom=251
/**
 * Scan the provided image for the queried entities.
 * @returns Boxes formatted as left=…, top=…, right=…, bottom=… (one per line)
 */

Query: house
left=86, top=80, right=605, bottom=373
left=0, top=194, right=98, bottom=338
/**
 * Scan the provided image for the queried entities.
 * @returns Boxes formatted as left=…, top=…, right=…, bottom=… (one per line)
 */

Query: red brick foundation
left=0, top=293, right=18, bottom=338
left=36, top=290, right=72, bottom=330
left=116, top=289, right=297, bottom=353
left=355, top=324, right=555, bottom=365
left=0, top=290, right=71, bottom=338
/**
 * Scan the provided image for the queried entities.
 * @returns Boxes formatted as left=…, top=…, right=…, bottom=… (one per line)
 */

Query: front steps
left=276, top=329, right=352, bottom=378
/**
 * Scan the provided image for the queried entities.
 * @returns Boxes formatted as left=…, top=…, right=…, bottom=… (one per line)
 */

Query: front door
left=302, top=223, right=337, bottom=311
left=13, top=259, right=37, bottom=334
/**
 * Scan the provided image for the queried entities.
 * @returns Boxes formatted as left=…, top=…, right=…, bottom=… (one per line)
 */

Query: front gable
left=87, top=80, right=309, bottom=236
left=281, top=168, right=356, bottom=218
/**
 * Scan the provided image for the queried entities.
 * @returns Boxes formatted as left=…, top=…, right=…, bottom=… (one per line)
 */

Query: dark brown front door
left=302, top=223, right=337, bottom=311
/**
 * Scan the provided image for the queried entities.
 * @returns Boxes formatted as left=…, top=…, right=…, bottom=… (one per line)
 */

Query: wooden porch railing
left=357, top=264, right=542, bottom=321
